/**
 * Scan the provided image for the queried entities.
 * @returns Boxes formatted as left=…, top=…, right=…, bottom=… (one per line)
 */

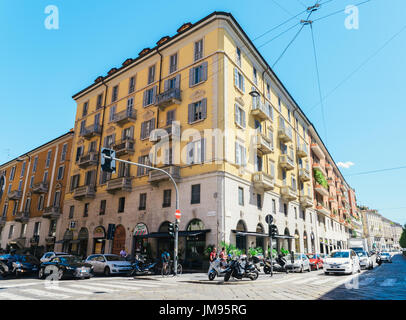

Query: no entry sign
left=175, top=210, right=181, bottom=220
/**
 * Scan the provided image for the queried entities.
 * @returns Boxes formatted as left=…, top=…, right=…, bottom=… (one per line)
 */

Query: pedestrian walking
left=120, top=248, right=127, bottom=258
left=209, top=247, right=217, bottom=263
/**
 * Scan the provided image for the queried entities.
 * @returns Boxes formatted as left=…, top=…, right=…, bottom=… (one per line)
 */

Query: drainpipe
left=156, top=48, right=163, bottom=130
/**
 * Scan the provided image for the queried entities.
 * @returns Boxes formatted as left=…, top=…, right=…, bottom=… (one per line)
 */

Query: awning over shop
left=232, top=230, right=294, bottom=239
left=135, top=229, right=211, bottom=239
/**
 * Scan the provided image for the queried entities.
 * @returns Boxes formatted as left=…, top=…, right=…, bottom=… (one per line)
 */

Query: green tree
left=399, top=224, right=406, bottom=249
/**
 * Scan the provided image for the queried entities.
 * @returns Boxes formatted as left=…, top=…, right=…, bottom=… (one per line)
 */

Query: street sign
left=175, top=209, right=181, bottom=220
left=265, top=214, right=273, bottom=224
left=101, top=148, right=116, bottom=173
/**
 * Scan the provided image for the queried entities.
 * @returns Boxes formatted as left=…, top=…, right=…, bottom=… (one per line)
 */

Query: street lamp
left=249, top=90, right=260, bottom=98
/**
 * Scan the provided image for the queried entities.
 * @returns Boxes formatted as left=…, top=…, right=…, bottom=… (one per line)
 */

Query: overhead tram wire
left=345, top=165, right=406, bottom=177
left=312, top=0, right=373, bottom=23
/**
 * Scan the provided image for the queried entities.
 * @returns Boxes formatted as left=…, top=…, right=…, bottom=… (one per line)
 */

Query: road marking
left=68, top=284, right=119, bottom=293
left=0, top=292, right=38, bottom=300
left=359, top=277, right=375, bottom=286
left=0, top=282, right=40, bottom=289
left=107, top=280, right=173, bottom=287
left=78, top=282, right=142, bottom=291
left=380, top=278, right=397, bottom=287
left=311, top=278, right=335, bottom=285
left=19, top=288, right=70, bottom=299
left=47, top=285, right=95, bottom=296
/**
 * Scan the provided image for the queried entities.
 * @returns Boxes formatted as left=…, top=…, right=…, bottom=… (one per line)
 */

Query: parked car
left=319, top=253, right=329, bottom=264
left=306, top=253, right=323, bottom=270
left=285, top=253, right=311, bottom=273
left=356, top=251, right=373, bottom=270
left=39, top=255, right=94, bottom=280
left=0, top=254, right=40, bottom=277
left=40, top=252, right=70, bottom=263
left=379, top=252, right=392, bottom=263
left=85, top=254, right=133, bottom=276
left=324, top=250, right=361, bottom=275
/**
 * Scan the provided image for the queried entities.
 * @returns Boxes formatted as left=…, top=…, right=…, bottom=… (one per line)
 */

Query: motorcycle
left=223, top=255, right=259, bottom=282
left=208, top=258, right=228, bottom=280
left=272, top=255, right=289, bottom=274
left=128, top=258, right=159, bottom=277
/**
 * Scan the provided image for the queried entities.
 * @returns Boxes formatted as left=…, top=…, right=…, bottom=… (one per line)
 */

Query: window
left=12, top=202, right=18, bottom=215
left=104, top=134, right=115, bottom=148
left=163, top=190, right=171, bottom=208
left=294, top=207, right=297, bottom=219
left=8, top=225, right=14, bottom=239
left=118, top=162, right=130, bottom=178
left=234, top=68, right=245, bottom=92
left=57, top=166, right=64, bottom=180
left=24, top=198, right=31, bottom=212
left=29, top=176, right=34, bottom=188
left=272, top=199, right=276, bottom=214
left=238, top=187, right=244, bottom=206
left=137, top=155, right=151, bottom=176
left=284, top=203, right=288, bottom=216
left=37, top=195, right=44, bottom=211
left=253, top=67, right=258, bottom=85
left=85, top=170, right=95, bottom=186
left=21, top=224, right=27, bottom=237
left=70, top=174, right=80, bottom=191
left=112, top=85, right=119, bottom=102
left=143, top=87, right=157, bottom=107
left=20, top=162, right=26, bottom=178
left=236, top=47, right=241, bottom=66
left=118, top=197, right=125, bottom=213
left=189, top=62, right=208, bottom=86
left=278, top=96, right=281, bottom=112
left=2, top=204, right=8, bottom=217
left=61, top=144, right=68, bottom=162
left=69, top=205, right=74, bottom=219
left=79, top=120, right=86, bottom=135
left=33, top=156, right=38, bottom=173
left=33, top=222, right=41, bottom=236
left=188, top=99, right=207, bottom=123
left=43, top=171, right=48, bottom=184
left=109, top=105, right=117, bottom=122
left=129, top=76, right=136, bottom=94
left=266, top=83, right=270, bottom=98
left=169, top=53, right=178, bottom=73
left=166, top=110, right=176, bottom=126
left=288, top=109, right=291, bottom=122
left=194, top=39, right=203, bottom=61
left=148, top=65, right=155, bottom=84
left=18, top=180, right=23, bottom=191
left=140, top=119, right=155, bottom=140
left=83, top=203, right=89, bottom=217
left=139, top=193, right=147, bottom=210
left=10, top=166, right=16, bottom=181
left=191, top=184, right=201, bottom=204
left=186, top=139, right=205, bottom=165
left=257, top=194, right=262, bottom=210
left=53, top=191, right=61, bottom=208
left=100, top=171, right=111, bottom=185
left=235, top=104, right=246, bottom=128
left=235, top=142, right=247, bottom=166
left=45, top=150, right=52, bottom=168
left=96, top=93, right=103, bottom=109
left=48, top=220, right=57, bottom=237
left=82, top=101, right=89, bottom=117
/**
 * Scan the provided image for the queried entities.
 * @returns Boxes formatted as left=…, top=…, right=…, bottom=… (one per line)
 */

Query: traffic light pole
left=102, top=154, right=180, bottom=276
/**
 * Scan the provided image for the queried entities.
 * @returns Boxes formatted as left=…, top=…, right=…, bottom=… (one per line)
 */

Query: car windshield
left=330, top=252, right=349, bottom=258
left=357, top=252, right=368, bottom=257
left=105, top=255, right=126, bottom=262
left=60, top=256, right=82, bottom=264
left=20, top=255, right=40, bottom=264
left=307, top=254, right=316, bottom=259
left=381, top=253, right=390, bottom=256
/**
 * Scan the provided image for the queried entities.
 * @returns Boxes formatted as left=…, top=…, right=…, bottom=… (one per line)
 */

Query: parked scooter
left=272, top=255, right=289, bottom=274
left=128, top=257, right=158, bottom=277
left=208, top=258, right=228, bottom=280
left=223, top=255, right=259, bottom=282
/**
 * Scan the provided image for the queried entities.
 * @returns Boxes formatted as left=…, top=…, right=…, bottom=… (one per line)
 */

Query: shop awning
left=135, top=229, right=211, bottom=239
left=232, top=230, right=294, bottom=239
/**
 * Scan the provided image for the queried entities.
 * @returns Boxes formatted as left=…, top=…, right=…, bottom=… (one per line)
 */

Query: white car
left=285, top=253, right=311, bottom=273
left=85, top=254, right=133, bottom=276
left=40, top=252, right=69, bottom=263
left=324, top=250, right=361, bottom=275
left=379, top=252, right=392, bottom=263
left=356, top=251, right=373, bottom=270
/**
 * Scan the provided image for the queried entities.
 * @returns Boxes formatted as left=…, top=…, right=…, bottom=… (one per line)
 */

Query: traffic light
left=269, top=224, right=278, bottom=238
left=101, top=148, right=116, bottom=173
left=168, top=223, right=175, bottom=238
left=107, top=224, right=116, bottom=240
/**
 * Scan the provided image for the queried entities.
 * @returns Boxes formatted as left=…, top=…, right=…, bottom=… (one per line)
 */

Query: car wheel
left=104, top=267, right=111, bottom=277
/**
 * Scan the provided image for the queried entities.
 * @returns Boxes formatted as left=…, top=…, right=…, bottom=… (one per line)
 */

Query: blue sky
left=1, top=0, right=405, bottom=225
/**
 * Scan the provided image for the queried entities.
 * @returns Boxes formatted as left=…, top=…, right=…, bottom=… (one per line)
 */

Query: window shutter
left=235, top=142, right=240, bottom=165
left=242, top=75, right=245, bottom=92
left=189, top=68, right=194, bottom=87
left=129, top=126, right=134, bottom=139
left=242, top=109, right=246, bottom=128
left=143, top=90, right=147, bottom=107
left=152, top=86, right=157, bottom=104
left=234, top=68, right=238, bottom=86
left=175, top=74, right=181, bottom=89
left=141, top=122, right=146, bottom=139
left=112, top=134, right=116, bottom=146
left=242, top=147, right=247, bottom=166
left=164, top=79, right=169, bottom=91
left=103, top=137, right=108, bottom=148
left=201, top=98, right=207, bottom=120
left=200, top=139, right=205, bottom=163
left=235, top=104, right=239, bottom=124
left=202, top=62, right=208, bottom=81
left=188, top=103, right=193, bottom=124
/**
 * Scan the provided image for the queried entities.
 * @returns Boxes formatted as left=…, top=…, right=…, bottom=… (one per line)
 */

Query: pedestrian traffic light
left=101, top=148, right=116, bottom=173
left=168, top=223, right=175, bottom=238
left=269, top=224, right=278, bottom=238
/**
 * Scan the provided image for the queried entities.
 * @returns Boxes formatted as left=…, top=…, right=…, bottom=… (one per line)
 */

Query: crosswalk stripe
left=294, top=277, right=320, bottom=285
left=107, top=280, right=170, bottom=288
left=77, top=282, right=142, bottom=291
left=380, top=278, right=397, bottom=287
left=311, top=278, right=334, bottom=285
left=19, top=288, right=70, bottom=299
left=47, top=285, right=95, bottom=296
left=0, top=282, right=40, bottom=289
left=0, top=292, right=38, bottom=300
left=68, top=284, right=119, bottom=293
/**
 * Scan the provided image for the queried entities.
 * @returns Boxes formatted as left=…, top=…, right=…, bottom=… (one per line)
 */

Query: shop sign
left=94, top=226, right=106, bottom=239
left=134, top=223, right=148, bottom=237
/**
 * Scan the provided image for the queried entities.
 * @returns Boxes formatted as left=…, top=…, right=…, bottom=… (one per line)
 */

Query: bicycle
left=161, top=260, right=182, bottom=277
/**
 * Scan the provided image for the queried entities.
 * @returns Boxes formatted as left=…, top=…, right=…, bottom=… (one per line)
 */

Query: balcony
left=111, top=109, right=137, bottom=127
left=299, top=192, right=313, bottom=208
left=251, top=100, right=271, bottom=121
left=278, top=121, right=293, bottom=143
left=297, top=143, right=308, bottom=158
left=314, top=184, right=329, bottom=197
left=150, top=123, right=181, bottom=143
left=252, top=172, right=274, bottom=192
left=311, top=143, right=325, bottom=159
left=78, top=152, right=98, bottom=168
left=329, top=197, right=337, bottom=204
left=45, top=236, right=56, bottom=244
left=31, top=182, right=48, bottom=194
left=279, top=154, right=295, bottom=170
left=113, top=138, right=135, bottom=157
left=312, top=162, right=327, bottom=176
left=106, top=176, right=133, bottom=193
left=148, top=166, right=180, bottom=184
left=281, top=186, right=297, bottom=201
left=43, top=206, right=62, bottom=219
left=299, top=167, right=311, bottom=181
left=154, top=88, right=182, bottom=109
left=316, top=203, right=330, bottom=216
left=255, top=133, right=273, bottom=154
left=73, top=185, right=96, bottom=200
left=15, top=211, right=30, bottom=223
left=7, top=190, right=22, bottom=200
left=80, top=124, right=101, bottom=139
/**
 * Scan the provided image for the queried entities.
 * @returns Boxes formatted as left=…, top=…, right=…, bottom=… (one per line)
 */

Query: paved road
left=0, top=254, right=404, bottom=300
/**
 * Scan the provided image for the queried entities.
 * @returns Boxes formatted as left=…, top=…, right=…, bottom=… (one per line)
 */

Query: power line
left=313, top=0, right=373, bottom=23
left=345, top=165, right=406, bottom=177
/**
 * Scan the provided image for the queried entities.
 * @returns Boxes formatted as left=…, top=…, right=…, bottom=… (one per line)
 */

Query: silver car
left=85, top=254, right=133, bottom=276
left=40, top=252, right=69, bottom=263
left=379, top=252, right=392, bottom=263
left=357, top=251, right=373, bottom=270
left=285, top=253, right=311, bottom=272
